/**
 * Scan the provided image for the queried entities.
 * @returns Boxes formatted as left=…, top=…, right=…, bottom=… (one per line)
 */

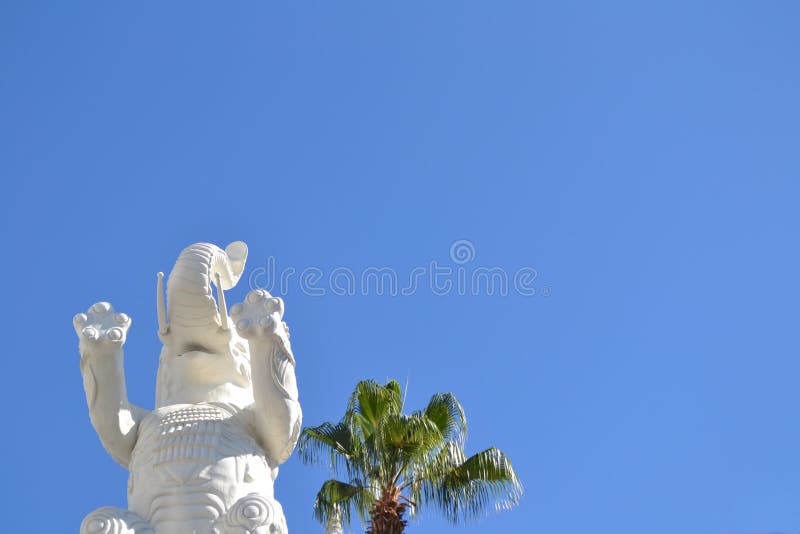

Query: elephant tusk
left=157, top=272, right=168, bottom=335
left=216, top=272, right=229, bottom=331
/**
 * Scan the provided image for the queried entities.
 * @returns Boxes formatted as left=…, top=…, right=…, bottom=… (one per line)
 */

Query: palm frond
left=378, top=413, right=445, bottom=489
left=346, top=379, right=403, bottom=439
left=411, top=441, right=465, bottom=482
left=381, top=413, right=444, bottom=460
left=313, top=479, right=374, bottom=527
left=407, top=441, right=465, bottom=518
left=420, top=392, right=467, bottom=446
left=419, top=447, right=522, bottom=523
left=298, top=421, right=364, bottom=480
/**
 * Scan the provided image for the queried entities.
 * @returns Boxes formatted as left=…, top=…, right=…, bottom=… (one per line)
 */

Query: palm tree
left=298, top=379, right=522, bottom=534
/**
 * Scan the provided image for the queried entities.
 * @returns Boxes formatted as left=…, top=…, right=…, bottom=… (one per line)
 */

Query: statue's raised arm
left=74, top=301, right=149, bottom=468
left=231, top=289, right=302, bottom=465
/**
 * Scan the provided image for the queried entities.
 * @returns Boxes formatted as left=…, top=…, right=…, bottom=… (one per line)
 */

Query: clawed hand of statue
left=74, top=301, right=131, bottom=351
left=231, top=289, right=292, bottom=350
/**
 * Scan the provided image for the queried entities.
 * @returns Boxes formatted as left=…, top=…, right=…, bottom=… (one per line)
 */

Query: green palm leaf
left=419, top=393, right=467, bottom=446
left=313, top=479, right=374, bottom=526
left=346, top=379, right=403, bottom=437
left=299, top=379, right=523, bottom=533
left=420, top=447, right=522, bottom=523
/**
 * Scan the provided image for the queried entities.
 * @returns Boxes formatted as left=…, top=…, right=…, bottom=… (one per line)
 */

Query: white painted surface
left=76, top=242, right=302, bottom=534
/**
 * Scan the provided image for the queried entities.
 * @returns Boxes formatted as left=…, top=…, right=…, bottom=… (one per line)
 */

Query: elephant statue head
left=154, top=241, right=254, bottom=408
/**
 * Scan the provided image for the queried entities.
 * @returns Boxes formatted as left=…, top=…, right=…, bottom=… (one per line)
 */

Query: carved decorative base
left=81, top=494, right=287, bottom=534
left=215, top=493, right=287, bottom=534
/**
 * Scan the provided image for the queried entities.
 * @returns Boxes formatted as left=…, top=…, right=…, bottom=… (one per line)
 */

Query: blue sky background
left=3, top=2, right=800, bottom=533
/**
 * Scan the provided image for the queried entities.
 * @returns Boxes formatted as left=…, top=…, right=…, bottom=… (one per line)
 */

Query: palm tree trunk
left=366, top=486, right=407, bottom=534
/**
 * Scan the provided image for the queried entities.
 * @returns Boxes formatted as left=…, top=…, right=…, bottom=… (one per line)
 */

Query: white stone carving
left=75, top=242, right=302, bottom=534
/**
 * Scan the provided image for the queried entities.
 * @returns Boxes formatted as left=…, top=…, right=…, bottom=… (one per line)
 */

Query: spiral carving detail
left=80, top=507, right=153, bottom=534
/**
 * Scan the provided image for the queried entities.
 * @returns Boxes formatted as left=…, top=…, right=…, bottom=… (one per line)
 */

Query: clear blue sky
left=3, top=2, right=800, bottom=533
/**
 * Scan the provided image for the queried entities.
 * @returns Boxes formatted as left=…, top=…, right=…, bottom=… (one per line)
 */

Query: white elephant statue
left=75, top=242, right=302, bottom=534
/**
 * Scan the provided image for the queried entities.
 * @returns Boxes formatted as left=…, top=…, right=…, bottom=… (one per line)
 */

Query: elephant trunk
left=165, top=242, right=248, bottom=332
